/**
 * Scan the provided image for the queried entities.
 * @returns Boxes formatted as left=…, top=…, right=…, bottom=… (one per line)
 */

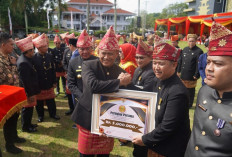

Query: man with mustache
left=185, top=22, right=232, bottom=157
left=132, top=36, right=191, bottom=157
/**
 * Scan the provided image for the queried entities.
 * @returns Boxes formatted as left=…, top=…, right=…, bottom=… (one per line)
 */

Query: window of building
left=124, top=16, right=127, bottom=21
left=92, top=6, right=95, bottom=9
left=117, top=16, right=120, bottom=20
left=80, top=6, right=82, bottom=9
left=96, top=6, right=98, bottom=9
left=216, top=0, right=221, bottom=3
left=96, top=11, right=99, bottom=14
left=84, top=6, right=86, bottom=9
left=111, top=16, right=113, bottom=21
left=92, top=11, right=95, bottom=14
left=100, top=6, right=103, bottom=10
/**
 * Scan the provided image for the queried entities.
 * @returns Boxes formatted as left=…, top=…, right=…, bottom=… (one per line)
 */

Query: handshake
left=118, top=72, right=132, bottom=87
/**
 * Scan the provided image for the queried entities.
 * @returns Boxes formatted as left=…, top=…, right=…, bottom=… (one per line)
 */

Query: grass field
left=0, top=41, right=206, bottom=157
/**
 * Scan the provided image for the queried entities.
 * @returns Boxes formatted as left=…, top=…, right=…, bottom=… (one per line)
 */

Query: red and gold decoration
left=98, top=26, right=119, bottom=51
left=32, top=33, right=48, bottom=48
left=0, top=85, right=27, bottom=128
left=27, top=33, right=39, bottom=39
left=153, top=35, right=181, bottom=61
left=76, top=29, right=92, bottom=48
left=171, top=35, right=179, bottom=41
left=208, top=21, right=232, bottom=56
left=15, top=36, right=34, bottom=53
left=136, top=39, right=153, bottom=56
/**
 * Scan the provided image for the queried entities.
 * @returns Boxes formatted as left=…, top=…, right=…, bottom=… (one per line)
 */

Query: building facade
left=184, top=0, right=228, bottom=16
left=52, top=0, right=135, bottom=31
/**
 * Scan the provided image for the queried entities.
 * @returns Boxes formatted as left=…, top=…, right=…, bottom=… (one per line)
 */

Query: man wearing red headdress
left=53, top=35, right=66, bottom=95
left=185, top=22, right=232, bottom=157
left=132, top=36, right=191, bottom=157
left=132, top=39, right=156, bottom=156
left=71, top=26, right=132, bottom=157
left=119, top=43, right=137, bottom=77
left=68, top=30, right=97, bottom=108
left=32, top=34, right=60, bottom=122
left=16, top=37, right=40, bottom=133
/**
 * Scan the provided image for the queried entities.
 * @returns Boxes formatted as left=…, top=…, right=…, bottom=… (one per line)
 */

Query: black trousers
left=80, top=153, right=109, bottom=157
left=187, top=88, right=195, bottom=108
left=67, top=94, right=74, bottom=111
left=0, top=147, right=2, bottom=157
left=21, top=107, right=34, bottom=129
left=36, top=99, right=56, bottom=118
left=56, top=76, right=66, bottom=93
left=133, top=144, right=148, bottom=157
left=3, top=112, right=19, bottom=146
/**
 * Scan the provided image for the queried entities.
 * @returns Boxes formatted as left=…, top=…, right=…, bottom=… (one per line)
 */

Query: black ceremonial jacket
left=17, top=54, right=40, bottom=97
left=53, top=47, right=65, bottom=73
left=142, top=74, right=191, bottom=157
left=62, top=47, right=72, bottom=72
left=67, top=55, right=98, bottom=100
left=71, top=59, right=126, bottom=130
left=33, top=52, right=56, bottom=90
left=132, top=62, right=155, bottom=92
left=185, top=85, right=232, bottom=157
left=177, top=45, right=203, bottom=80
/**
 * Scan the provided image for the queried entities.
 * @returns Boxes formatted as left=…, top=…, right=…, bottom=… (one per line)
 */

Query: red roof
left=68, top=0, right=113, bottom=5
left=91, top=13, right=97, bottom=17
left=66, top=7, right=83, bottom=12
left=103, top=8, right=134, bottom=15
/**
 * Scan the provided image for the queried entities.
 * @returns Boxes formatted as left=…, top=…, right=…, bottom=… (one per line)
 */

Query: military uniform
left=185, top=85, right=232, bottom=157
left=62, top=47, right=72, bottom=72
left=17, top=54, right=40, bottom=130
left=142, top=74, right=191, bottom=157
left=177, top=45, right=203, bottom=107
left=132, top=62, right=155, bottom=92
left=33, top=52, right=57, bottom=119
left=67, top=55, right=97, bottom=105
left=53, top=46, right=66, bottom=93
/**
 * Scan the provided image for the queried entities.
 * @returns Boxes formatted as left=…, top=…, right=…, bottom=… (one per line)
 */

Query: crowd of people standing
left=0, top=20, right=232, bottom=157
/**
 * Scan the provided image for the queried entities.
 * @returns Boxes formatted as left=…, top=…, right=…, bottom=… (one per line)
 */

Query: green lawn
left=0, top=41, right=206, bottom=157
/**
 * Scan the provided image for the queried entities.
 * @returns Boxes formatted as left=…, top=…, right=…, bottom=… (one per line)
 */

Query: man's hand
left=193, top=76, right=197, bottom=80
left=10, top=56, right=16, bottom=65
left=118, top=72, right=131, bottom=86
left=132, top=135, right=145, bottom=146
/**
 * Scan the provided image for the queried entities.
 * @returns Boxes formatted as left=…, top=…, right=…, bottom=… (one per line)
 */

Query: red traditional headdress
left=76, top=29, right=92, bottom=48
left=98, top=26, right=119, bottom=51
left=136, top=39, right=153, bottom=56
left=60, top=32, right=69, bottom=39
left=54, top=34, right=61, bottom=43
left=15, top=37, right=34, bottom=53
left=32, top=33, right=48, bottom=48
left=208, top=21, right=232, bottom=56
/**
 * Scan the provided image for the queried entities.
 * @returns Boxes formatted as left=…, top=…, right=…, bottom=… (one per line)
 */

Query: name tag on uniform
left=76, top=69, right=82, bottom=72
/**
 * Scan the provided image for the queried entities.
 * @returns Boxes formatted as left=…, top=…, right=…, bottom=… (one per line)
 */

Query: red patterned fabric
left=36, top=88, right=55, bottom=100
left=65, top=33, right=76, bottom=45
left=0, top=85, right=27, bottom=128
left=56, top=72, right=66, bottom=77
left=77, top=125, right=114, bottom=154
left=32, top=33, right=48, bottom=48
left=136, top=40, right=153, bottom=56
left=208, top=21, right=232, bottom=56
left=153, top=36, right=181, bottom=61
left=76, top=29, right=92, bottom=48
left=98, top=26, right=119, bottom=51
left=54, top=34, right=61, bottom=43
left=27, top=33, right=39, bottom=39
left=60, top=32, right=69, bottom=39
left=15, top=37, right=34, bottom=53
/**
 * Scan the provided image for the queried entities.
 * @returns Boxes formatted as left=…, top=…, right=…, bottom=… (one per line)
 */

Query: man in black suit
left=16, top=36, right=40, bottom=133
left=71, top=26, right=132, bottom=157
left=133, top=36, right=191, bottom=157
left=132, top=40, right=155, bottom=157
left=32, top=34, right=60, bottom=122
left=177, top=34, right=203, bottom=108
left=67, top=30, right=97, bottom=108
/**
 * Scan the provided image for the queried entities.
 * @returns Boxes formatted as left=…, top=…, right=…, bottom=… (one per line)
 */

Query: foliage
left=94, top=30, right=107, bottom=38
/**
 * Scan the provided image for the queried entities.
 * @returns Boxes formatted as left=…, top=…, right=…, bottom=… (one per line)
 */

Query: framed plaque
left=91, top=89, right=157, bottom=141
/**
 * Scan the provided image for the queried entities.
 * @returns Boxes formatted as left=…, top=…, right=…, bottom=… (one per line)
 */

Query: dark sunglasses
left=135, top=56, right=145, bottom=60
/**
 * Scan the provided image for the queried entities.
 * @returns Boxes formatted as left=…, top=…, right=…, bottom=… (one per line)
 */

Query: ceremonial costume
left=32, top=34, right=59, bottom=121
left=119, top=43, right=137, bottom=77
left=71, top=26, right=123, bottom=156
left=16, top=37, right=40, bottom=132
left=185, top=21, right=232, bottom=157
left=132, top=40, right=155, bottom=157
left=53, top=35, right=66, bottom=94
left=177, top=34, right=203, bottom=107
left=141, top=36, right=191, bottom=157
left=68, top=29, right=97, bottom=106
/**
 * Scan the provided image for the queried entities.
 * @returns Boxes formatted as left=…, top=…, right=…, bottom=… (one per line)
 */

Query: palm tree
left=10, top=0, right=29, bottom=34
